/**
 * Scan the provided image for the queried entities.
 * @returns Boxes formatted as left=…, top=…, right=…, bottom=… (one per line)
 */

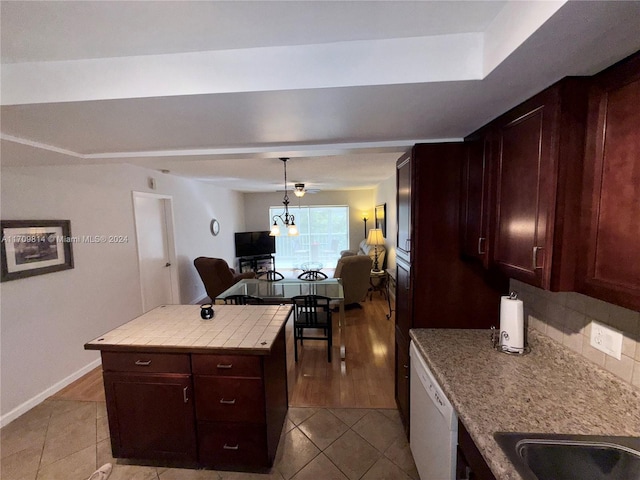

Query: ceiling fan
left=277, top=183, right=321, bottom=196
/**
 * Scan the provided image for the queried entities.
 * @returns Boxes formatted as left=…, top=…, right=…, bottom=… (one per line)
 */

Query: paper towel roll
left=499, top=295, right=524, bottom=353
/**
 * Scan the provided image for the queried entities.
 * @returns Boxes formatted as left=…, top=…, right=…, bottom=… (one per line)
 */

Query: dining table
left=215, top=278, right=346, bottom=359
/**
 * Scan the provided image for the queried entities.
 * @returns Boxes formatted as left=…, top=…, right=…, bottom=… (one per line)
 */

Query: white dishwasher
left=409, top=340, right=458, bottom=480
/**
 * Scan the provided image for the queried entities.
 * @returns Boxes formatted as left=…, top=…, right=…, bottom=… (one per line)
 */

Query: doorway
left=132, top=192, right=179, bottom=312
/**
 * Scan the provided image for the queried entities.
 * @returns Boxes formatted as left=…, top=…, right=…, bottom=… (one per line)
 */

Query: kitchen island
left=410, top=328, right=640, bottom=480
left=85, top=304, right=291, bottom=470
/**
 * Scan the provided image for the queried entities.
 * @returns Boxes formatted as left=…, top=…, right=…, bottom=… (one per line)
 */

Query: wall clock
left=210, top=219, right=220, bottom=236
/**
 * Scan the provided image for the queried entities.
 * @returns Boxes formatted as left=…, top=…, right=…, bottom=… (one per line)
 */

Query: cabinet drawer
left=194, top=377, right=265, bottom=423
left=192, top=354, right=262, bottom=377
left=101, top=351, right=190, bottom=374
left=198, top=421, right=268, bottom=467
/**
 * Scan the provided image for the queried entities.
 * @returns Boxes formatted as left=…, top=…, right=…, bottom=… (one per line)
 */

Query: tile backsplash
left=510, top=279, right=640, bottom=390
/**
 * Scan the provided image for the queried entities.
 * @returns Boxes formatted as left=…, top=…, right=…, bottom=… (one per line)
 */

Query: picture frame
left=1, top=220, right=74, bottom=282
left=375, top=203, right=387, bottom=238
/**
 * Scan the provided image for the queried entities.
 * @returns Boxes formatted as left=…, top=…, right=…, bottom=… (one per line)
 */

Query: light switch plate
left=590, top=320, right=623, bottom=360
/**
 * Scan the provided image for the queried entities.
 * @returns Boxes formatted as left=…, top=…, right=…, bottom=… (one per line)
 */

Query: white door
left=133, top=192, right=178, bottom=312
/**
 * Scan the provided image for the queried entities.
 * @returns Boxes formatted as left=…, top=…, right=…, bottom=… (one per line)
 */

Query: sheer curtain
left=269, top=205, right=349, bottom=269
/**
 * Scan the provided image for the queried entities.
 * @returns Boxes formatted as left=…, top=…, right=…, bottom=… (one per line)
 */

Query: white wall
left=0, top=163, right=245, bottom=423
left=242, top=181, right=397, bottom=269
left=243, top=189, right=377, bottom=252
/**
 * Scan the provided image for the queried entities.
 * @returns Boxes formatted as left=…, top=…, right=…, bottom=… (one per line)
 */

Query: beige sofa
left=340, top=239, right=386, bottom=270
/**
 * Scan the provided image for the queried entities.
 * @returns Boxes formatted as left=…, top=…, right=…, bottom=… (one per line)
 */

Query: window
left=269, top=205, right=349, bottom=269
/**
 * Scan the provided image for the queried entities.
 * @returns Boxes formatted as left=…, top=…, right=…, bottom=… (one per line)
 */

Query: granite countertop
left=410, top=328, right=640, bottom=480
left=85, top=304, right=291, bottom=355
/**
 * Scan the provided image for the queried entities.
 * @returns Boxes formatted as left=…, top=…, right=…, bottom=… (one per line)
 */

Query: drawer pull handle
left=216, top=364, right=233, bottom=369
left=220, top=398, right=236, bottom=405
left=135, top=360, right=152, bottom=366
left=223, top=444, right=239, bottom=450
left=183, top=386, right=189, bottom=403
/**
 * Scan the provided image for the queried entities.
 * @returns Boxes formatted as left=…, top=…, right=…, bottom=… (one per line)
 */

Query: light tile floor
left=1, top=399, right=418, bottom=480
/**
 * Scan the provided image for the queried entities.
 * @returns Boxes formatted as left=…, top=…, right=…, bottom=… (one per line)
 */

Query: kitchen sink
left=493, top=432, right=640, bottom=480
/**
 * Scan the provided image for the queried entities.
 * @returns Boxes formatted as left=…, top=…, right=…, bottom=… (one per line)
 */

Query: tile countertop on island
left=85, top=304, right=292, bottom=355
left=409, top=328, right=640, bottom=480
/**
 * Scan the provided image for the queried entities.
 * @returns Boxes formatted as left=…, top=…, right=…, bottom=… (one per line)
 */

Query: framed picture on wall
left=375, top=203, right=387, bottom=238
left=1, top=220, right=74, bottom=282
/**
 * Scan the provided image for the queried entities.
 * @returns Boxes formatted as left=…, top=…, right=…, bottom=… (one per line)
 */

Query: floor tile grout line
left=5, top=401, right=412, bottom=480
left=34, top=407, right=53, bottom=478
left=291, top=409, right=412, bottom=480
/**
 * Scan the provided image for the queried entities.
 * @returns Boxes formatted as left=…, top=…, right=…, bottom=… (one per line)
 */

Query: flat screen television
left=234, top=231, right=276, bottom=258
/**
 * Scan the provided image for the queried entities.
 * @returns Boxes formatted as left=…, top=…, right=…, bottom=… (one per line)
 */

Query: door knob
left=165, top=262, right=171, bottom=267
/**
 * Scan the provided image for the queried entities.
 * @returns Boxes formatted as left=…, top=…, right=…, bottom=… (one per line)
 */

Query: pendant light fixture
left=294, top=183, right=306, bottom=197
left=270, top=158, right=299, bottom=236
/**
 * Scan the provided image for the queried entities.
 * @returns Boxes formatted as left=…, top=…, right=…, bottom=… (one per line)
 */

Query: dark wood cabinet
left=491, top=78, right=588, bottom=291
left=102, top=352, right=197, bottom=461
left=395, top=259, right=411, bottom=341
left=460, top=133, right=494, bottom=268
left=100, top=326, right=288, bottom=470
left=192, top=326, right=288, bottom=469
left=394, top=144, right=506, bottom=431
left=457, top=420, right=497, bottom=480
left=394, top=332, right=410, bottom=433
left=396, top=152, right=412, bottom=261
left=578, top=53, right=640, bottom=311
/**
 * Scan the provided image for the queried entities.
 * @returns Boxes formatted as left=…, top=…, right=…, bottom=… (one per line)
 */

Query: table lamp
left=366, top=228, right=385, bottom=272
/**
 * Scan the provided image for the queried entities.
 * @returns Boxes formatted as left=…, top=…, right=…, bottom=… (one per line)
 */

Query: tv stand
left=238, top=255, right=275, bottom=274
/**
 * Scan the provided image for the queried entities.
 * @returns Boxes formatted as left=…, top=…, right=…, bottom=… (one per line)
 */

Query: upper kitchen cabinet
left=460, top=129, right=496, bottom=268
left=491, top=78, right=589, bottom=291
left=396, top=152, right=412, bottom=262
left=578, top=53, right=640, bottom=311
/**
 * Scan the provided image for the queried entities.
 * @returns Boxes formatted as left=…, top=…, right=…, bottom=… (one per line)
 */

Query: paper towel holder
left=491, top=326, right=530, bottom=355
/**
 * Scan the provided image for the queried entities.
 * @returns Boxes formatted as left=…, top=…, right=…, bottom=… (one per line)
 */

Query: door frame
left=132, top=191, right=180, bottom=311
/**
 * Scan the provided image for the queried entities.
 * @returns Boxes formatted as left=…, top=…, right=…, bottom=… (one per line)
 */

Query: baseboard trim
left=0, top=358, right=102, bottom=428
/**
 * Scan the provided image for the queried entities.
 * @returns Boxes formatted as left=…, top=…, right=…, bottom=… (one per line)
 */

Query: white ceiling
left=2, top=1, right=640, bottom=192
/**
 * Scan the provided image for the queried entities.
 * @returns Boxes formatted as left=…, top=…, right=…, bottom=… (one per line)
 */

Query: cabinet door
left=493, top=96, right=557, bottom=288
left=395, top=334, right=410, bottom=435
left=103, top=372, right=197, bottom=461
left=397, top=152, right=412, bottom=261
left=395, top=259, right=412, bottom=340
left=461, top=138, right=493, bottom=267
left=580, top=56, right=640, bottom=310
left=457, top=420, right=497, bottom=480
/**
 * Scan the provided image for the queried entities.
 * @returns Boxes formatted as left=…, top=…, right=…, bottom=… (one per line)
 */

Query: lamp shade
left=366, top=228, right=385, bottom=246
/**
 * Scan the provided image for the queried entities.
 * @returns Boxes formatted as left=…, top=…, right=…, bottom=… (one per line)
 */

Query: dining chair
left=256, top=270, right=285, bottom=281
left=290, top=295, right=333, bottom=362
left=297, top=270, right=328, bottom=281
left=223, top=294, right=265, bottom=305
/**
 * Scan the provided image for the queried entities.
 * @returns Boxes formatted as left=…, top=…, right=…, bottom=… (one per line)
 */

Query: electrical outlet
left=590, top=321, right=623, bottom=360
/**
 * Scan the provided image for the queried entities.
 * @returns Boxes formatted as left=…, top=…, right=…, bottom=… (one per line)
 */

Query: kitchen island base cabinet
left=198, top=422, right=269, bottom=468
left=101, top=352, right=197, bottom=462
left=99, top=326, right=288, bottom=471
left=103, top=372, right=197, bottom=462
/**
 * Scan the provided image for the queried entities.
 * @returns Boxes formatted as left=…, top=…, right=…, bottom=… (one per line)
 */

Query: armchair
left=339, top=239, right=386, bottom=270
left=333, top=254, right=373, bottom=307
left=194, top=257, right=255, bottom=301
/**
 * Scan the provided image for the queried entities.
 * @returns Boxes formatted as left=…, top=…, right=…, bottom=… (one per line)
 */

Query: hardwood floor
left=287, top=294, right=395, bottom=408
left=51, top=294, right=396, bottom=408
left=50, top=364, right=106, bottom=402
